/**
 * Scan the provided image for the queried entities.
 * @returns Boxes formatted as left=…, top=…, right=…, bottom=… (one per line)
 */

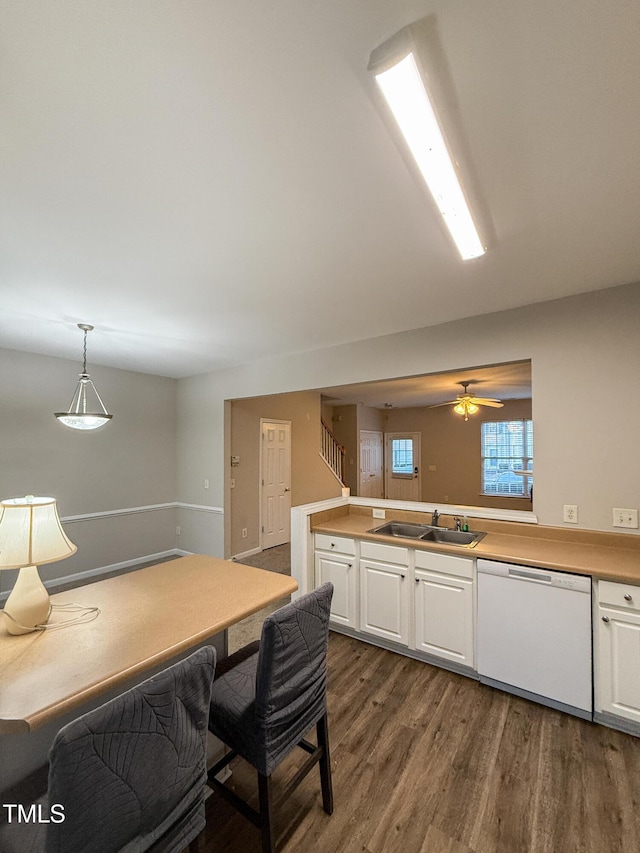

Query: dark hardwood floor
left=201, top=632, right=640, bottom=852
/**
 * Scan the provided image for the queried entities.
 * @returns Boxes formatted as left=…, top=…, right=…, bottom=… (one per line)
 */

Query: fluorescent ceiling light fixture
left=373, top=51, right=485, bottom=260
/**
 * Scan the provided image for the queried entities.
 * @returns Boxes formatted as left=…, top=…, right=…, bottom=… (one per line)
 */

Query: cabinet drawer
left=360, top=540, right=409, bottom=566
left=415, top=549, right=473, bottom=579
left=315, top=533, right=356, bottom=556
left=599, top=579, right=640, bottom=611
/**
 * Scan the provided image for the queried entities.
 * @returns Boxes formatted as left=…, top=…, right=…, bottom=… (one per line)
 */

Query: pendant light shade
left=54, top=324, right=113, bottom=430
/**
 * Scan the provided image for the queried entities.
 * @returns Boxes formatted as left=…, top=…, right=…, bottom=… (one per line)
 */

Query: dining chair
left=207, top=582, right=334, bottom=853
left=0, top=645, right=216, bottom=853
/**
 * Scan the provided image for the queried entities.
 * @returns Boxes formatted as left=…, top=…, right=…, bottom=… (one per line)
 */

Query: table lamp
left=0, top=496, right=77, bottom=635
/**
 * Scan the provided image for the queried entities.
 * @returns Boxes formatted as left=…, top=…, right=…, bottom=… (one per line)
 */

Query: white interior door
left=261, top=420, right=291, bottom=549
left=359, top=430, right=384, bottom=498
left=385, top=432, right=421, bottom=501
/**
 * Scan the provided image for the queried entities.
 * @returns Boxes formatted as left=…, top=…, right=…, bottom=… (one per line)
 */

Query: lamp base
left=3, top=565, right=51, bottom=635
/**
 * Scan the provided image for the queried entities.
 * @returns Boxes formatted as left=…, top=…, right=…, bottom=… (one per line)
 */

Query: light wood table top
left=0, top=554, right=297, bottom=734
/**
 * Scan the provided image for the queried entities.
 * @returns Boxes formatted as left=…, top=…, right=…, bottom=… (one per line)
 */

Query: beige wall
left=330, top=405, right=358, bottom=494
left=229, top=391, right=342, bottom=556
left=177, top=282, right=640, bottom=556
left=0, top=348, right=177, bottom=590
left=384, top=399, right=532, bottom=510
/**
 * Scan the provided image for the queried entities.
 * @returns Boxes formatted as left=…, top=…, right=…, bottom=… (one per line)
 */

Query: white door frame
left=259, top=418, right=292, bottom=550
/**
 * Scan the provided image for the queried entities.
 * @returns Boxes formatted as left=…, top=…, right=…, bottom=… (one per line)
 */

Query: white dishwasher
left=477, top=559, right=592, bottom=719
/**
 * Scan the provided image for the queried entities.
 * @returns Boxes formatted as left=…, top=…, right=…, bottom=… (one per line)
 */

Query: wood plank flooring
left=201, top=632, right=640, bottom=852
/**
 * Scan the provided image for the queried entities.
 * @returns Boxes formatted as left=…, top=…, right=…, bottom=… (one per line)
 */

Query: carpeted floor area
left=228, top=544, right=292, bottom=652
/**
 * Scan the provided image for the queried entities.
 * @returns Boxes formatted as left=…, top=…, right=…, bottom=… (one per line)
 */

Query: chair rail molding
left=61, top=501, right=223, bottom=524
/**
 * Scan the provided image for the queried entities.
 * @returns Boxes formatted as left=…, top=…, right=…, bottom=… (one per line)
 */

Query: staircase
left=321, top=419, right=345, bottom=485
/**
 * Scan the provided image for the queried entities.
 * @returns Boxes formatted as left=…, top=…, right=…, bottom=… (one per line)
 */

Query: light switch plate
left=372, top=508, right=386, bottom=519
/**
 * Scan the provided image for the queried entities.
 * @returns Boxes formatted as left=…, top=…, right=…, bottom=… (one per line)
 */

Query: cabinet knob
left=415, top=578, right=420, bottom=584
left=347, top=563, right=352, bottom=569
left=602, top=615, right=610, bottom=623
left=330, top=543, right=335, bottom=548
left=400, top=574, right=405, bottom=579
left=624, top=593, right=633, bottom=602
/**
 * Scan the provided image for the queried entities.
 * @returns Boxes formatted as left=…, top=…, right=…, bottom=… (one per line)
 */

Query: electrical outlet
left=204, top=479, right=209, bottom=489
left=613, top=508, right=639, bottom=529
left=563, top=504, right=578, bottom=523
left=242, top=527, right=248, bottom=538
left=176, top=525, right=181, bottom=536
left=230, top=478, right=235, bottom=488
left=372, top=508, right=385, bottom=519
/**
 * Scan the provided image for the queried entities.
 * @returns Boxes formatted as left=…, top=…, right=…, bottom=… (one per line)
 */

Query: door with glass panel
left=385, top=433, right=421, bottom=501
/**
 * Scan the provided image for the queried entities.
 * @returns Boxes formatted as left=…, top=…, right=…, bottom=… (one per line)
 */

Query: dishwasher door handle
left=508, top=567, right=552, bottom=583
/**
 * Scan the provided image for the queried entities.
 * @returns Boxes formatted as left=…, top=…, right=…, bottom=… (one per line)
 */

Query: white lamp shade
left=0, top=496, right=77, bottom=569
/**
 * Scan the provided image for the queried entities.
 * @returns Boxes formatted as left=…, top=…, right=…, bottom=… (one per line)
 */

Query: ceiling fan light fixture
left=54, top=324, right=113, bottom=431
left=432, top=380, right=503, bottom=421
left=369, top=30, right=485, bottom=261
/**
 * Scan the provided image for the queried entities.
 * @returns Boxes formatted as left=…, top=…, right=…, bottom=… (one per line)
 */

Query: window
left=391, top=438, right=414, bottom=477
left=481, top=420, right=533, bottom=496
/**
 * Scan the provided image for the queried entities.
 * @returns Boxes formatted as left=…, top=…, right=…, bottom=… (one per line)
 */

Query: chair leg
left=188, top=833, right=203, bottom=853
left=258, top=772, right=275, bottom=853
left=317, top=713, right=333, bottom=815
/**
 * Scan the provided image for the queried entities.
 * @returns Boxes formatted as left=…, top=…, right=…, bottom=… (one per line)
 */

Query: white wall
left=177, top=282, right=640, bottom=555
left=0, top=348, right=178, bottom=590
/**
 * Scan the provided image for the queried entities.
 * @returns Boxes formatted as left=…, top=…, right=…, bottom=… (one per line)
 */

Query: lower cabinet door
left=596, top=605, right=640, bottom=723
left=414, top=569, right=474, bottom=667
left=315, top=552, right=357, bottom=629
left=359, top=559, right=409, bottom=646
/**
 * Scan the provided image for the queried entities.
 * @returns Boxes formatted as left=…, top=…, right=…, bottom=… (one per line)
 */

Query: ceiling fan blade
left=428, top=401, right=458, bottom=408
left=468, top=396, right=502, bottom=404
left=474, top=400, right=504, bottom=408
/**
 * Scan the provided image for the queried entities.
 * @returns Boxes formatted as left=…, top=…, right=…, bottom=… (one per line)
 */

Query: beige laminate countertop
left=0, top=555, right=297, bottom=734
left=312, top=513, right=640, bottom=584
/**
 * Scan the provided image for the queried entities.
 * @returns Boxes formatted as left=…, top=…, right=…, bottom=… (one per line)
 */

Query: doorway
left=260, top=420, right=292, bottom=549
left=385, top=432, right=421, bottom=501
left=359, top=430, right=384, bottom=498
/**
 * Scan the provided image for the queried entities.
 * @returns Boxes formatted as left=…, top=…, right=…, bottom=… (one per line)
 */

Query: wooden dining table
left=0, top=554, right=298, bottom=736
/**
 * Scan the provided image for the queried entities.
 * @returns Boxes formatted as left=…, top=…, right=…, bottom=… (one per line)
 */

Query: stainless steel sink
left=419, top=528, right=485, bottom=547
left=367, top=521, right=432, bottom=539
left=368, top=521, right=485, bottom=548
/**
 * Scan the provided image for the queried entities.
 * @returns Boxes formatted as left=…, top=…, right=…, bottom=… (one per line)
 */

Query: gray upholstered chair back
left=44, top=645, right=216, bottom=853
left=254, top=582, right=333, bottom=774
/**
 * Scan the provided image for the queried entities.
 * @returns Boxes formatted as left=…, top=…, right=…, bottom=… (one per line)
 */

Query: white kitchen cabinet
left=595, top=580, right=640, bottom=725
left=314, top=534, right=357, bottom=629
left=360, top=557, right=410, bottom=646
left=413, top=551, right=474, bottom=668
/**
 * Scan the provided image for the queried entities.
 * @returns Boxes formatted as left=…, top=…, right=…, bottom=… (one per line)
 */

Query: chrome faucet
left=454, top=516, right=462, bottom=531
left=431, top=509, right=440, bottom=526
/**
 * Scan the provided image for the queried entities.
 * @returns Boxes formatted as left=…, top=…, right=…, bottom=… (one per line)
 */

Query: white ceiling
left=2, top=1, right=640, bottom=378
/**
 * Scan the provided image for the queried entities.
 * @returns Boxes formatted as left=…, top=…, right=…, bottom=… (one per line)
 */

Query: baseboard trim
left=0, top=550, right=182, bottom=604
left=327, top=624, right=478, bottom=680
left=594, top=710, right=640, bottom=737
left=231, top=547, right=262, bottom=561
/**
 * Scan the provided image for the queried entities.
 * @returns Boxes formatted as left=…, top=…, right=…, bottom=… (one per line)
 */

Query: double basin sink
left=368, top=521, right=486, bottom=548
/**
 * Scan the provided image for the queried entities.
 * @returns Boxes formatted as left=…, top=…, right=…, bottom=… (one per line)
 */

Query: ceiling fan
left=430, top=381, right=504, bottom=421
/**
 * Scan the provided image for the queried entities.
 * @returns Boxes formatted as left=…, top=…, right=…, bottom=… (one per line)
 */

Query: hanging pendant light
left=54, top=324, right=113, bottom=430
